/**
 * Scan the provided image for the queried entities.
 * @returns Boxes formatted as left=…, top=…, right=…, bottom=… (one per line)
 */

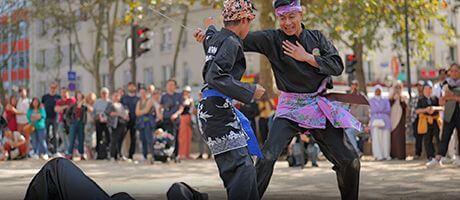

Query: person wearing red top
left=54, top=87, right=76, bottom=153
left=4, top=96, right=19, bottom=132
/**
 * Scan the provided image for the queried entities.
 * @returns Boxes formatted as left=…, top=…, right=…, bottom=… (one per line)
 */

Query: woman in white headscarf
left=369, top=85, right=392, bottom=160
left=389, top=81, right=408, bottom=160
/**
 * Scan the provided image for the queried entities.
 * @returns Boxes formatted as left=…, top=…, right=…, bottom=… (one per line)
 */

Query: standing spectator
left=416, top=82, right=442, bottom=167
left=178, top=86, right=194, bottom=160
left=27, top=97, right=48, bottom=160
left=427, top=64, right=460, bottom=167
left=65, top=91, right=88, bottom=160
left=121, top=82, right=139, bottom=161
left=347, top=80, right=370, bottom=156
left=258, top=94, right=275, bottom=145
left=84, top=93, right=97, bottom=159
left=433, top=68, right=448, bottom=98
left=411, top=81, right=425, bottom=159
left=389, top=81, right=408, bottom=160
left=16, top=88, right=31, bottom=142
left=135, top=87, right=157, bottom=163
left=93, top=88, right=111, bottom=160
left=41, top=82, right=61, bottom=156
left=369, top=85, right=392, bottom=160
left=5, top=95, right=18, bottom=132
left=2, top=129, right=27, bottom=160
left=55, top=87, right=76, bottom=153
left=160, top=79, right=183, bottom=162
left=106, top=92, right=129, bottom=161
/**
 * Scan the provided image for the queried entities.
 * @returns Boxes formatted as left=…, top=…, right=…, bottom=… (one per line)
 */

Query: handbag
left=23, top=124, right=36, bottom=135
left=371, top=119, right=385, bottom=128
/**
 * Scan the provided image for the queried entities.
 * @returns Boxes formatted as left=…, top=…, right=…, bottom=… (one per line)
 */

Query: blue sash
left=202, top=89, right=263, bottom=158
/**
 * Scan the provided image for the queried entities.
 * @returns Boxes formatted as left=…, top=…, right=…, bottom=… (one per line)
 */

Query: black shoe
left=196, top=154, right=203, bottom=160
left=312, top=163, right=319, bottom=167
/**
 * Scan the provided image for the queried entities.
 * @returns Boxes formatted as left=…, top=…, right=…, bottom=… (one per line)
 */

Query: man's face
left=50, top=84, right=58, bottom=95
left=423, top=86, right=432, bottom=97
left=240, top=18, right=253, bottom=39
left=20, top=89, right=27, bottom=98
left=277, top=11, right=303, bottom=36
left=166, top=81, right=176, bottom=93
left=450, top=66, right=460, bottom=79
left=128, top=84, right=137, bottom=93
left=61, top=89, right=69, bottom=98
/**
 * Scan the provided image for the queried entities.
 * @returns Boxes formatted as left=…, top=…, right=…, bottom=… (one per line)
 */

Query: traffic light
left=132, top=24, right=151, bottom=57
left=345, top=54, right=357, bottom=74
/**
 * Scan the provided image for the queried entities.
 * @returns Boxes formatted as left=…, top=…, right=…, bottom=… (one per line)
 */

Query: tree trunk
left=172, top=5, right=189, bottom=79
left=353, top=42, right=367, bottom=94
left=257, top=1, right=276, bottom=98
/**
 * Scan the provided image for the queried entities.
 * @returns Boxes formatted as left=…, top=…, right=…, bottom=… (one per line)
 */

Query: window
left=144, top=67, right=154, bottom=85
left=124, top=70, right=131, bottom=85
left=101, top=74, right=109, bottom=87
left=182, top=62, right=190, bottom=86
left=162, top=65, right=171, bottom=87
left=161, top=26, right=172, bottom=52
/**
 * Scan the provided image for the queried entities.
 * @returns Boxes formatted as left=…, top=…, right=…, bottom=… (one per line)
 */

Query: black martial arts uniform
left=197, top=26, right=259, bottom=200
left=204, top=24, right=360, bottom=199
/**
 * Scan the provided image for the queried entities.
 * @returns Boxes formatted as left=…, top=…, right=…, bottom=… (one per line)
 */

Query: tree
left=31, top=0, right=131, bottom=93
left=301, top=0, right=455, bottom=93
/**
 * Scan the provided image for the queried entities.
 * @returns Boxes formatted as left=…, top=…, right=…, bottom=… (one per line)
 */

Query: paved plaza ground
left=0, top=157, right=459, bottom=200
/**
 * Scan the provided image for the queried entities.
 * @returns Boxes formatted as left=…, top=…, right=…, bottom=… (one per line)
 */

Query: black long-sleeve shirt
left=242, top=27, right=344, bottom=93
left=202, top=26, right=256, bottom=104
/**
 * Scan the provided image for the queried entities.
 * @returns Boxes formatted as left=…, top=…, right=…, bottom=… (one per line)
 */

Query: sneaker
left=312, top=163, right=319, bottom=167
left=440, top=157, right=452, bottom=165
left=452, top=158, right=460, bottom=166
left=80, top=156, right=86, bottom=161
left=41, top=154, right=49, bottom=161
left=30, top=154, right=39, bottom=160
left=196, top=154, right=203, bottom=160
left=426, top=158, right=441, bottom=168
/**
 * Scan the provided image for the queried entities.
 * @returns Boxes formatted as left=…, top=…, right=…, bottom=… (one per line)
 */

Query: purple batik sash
left=275, top=78, right=362, bottom=132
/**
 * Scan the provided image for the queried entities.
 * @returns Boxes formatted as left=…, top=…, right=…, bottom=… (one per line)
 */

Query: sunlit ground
left=0, top=156, right=459, bottom=200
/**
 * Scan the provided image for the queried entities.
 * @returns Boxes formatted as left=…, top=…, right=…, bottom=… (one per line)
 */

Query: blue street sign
left=68, top=71, right=77, bottom=81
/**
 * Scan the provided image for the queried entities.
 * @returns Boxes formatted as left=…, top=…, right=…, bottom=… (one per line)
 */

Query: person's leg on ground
left=24, top=158, right=115, bottom=200
left=77, top=122, right=85, bottom=156
left=215, top=147, right=259, bottom=200
left=127, top=123, right=136, bottom=160
left=439, top=119, right=456, bottom=157
left=424, top=126, right=436, bottom=160
left=110, top=127, right=118, bottom=160
left=371, top=127, right=382, bottom=160
left=310, top=122, right=360, bottom=200
left=139, top=128, right=148, bottom=159
left=383, top=129, right=391, bottom=160
left=67, top=123, right=77, bottom=157
left=37, top=129, right=48, bottom=156
left=116, top=124, right=127, bottom=159
left=256, top=118, right=298, bottom=197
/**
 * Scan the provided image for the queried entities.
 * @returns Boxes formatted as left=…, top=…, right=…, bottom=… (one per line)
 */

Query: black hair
left=273, top=0, right=294, bottom=9
left=30, top=97, right=41, bottom=110
left=224, top=20, right=242, bottom=27
left=167, top=79, right=177, bottom=86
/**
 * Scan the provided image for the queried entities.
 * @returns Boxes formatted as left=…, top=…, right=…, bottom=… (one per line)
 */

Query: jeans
left=45, top=118, right=58, bottom=154
left=67, top=121, right=85, bottom=155
left=110, top=123, right=126, bottom=160
left=32, top=128, right=48, bottom=155
left=139, top=126, right=155, bottom=159
left=57, top=122, right=69, bottom=152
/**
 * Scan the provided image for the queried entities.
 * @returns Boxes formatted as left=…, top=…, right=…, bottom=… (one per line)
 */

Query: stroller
left=153, top=128, right=175, bottom=163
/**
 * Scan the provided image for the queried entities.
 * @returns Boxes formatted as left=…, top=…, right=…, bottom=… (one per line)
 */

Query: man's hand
left=253, top=84, right=266, bottom=100
left=193, top=28, right=206, bottom=43
left=282, top=41, right=314, bottom=64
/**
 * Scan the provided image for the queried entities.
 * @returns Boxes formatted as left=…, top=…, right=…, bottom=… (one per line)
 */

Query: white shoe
left=30, top=154, right=39, bottom=160
left=440, top=157, right=451, bottom=165
left=426, top=158, right=441, bottom=168
left=452, top=158, right=460, bottom=166
left=41, top=154, right=49, bottom=161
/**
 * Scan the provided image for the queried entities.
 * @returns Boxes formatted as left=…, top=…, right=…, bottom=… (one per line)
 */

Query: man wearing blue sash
left=197, top=0, right=265, bottom=199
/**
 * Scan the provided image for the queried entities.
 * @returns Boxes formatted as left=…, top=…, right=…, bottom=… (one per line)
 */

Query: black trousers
left=45, top=118, right=58, bottom=154
left=413, top=121, right=424, bottom=157
left=111, top=123, right=127, bottom=160
left=215, top=147, right=259, bottom=200
left=258, top=117, right=270, bottom=145
left=96, top=121, right=110, bottom=159
left=256, top=118, right=360, bottom=200
left=125, top=122, right=137, bottom=159
left=439, top=106, right=460, bottom=156
left=24, top=158, right=134, bottom=200
left=423, top=123, right=440, bottom=159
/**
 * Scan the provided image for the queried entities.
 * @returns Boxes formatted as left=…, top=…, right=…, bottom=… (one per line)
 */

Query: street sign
left=68, top=71, right=77, bottom=81
left=68, top=83, right=76, bottom=91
